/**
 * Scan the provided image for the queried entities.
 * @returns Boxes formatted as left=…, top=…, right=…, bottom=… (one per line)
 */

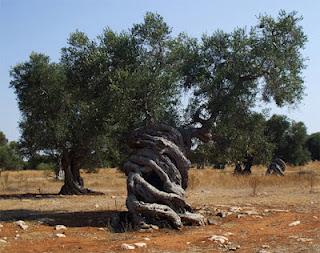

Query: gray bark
left=266, top=158, right=286, bottom=176
left=124, top=123, right=207, bottom=229
left=59, top=152, right=93, bottom=195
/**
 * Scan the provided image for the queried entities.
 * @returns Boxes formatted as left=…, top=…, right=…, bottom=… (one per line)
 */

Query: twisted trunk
left=59, top=151, right=93, bottom=195
left=123, top=124, right=207, bottom=229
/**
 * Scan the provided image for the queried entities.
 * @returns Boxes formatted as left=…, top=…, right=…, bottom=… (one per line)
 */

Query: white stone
left=208, top=235, right=229, bottom=244
left=0, top=239, right=7, bottom=243
left=0, top=224, right=3, bottom=228
left=258, top=250, right=271, bottom=253
left=55, top=225, right=67, bottom=230
left=55, top=233, right=66, bottom=238
left=229, top=206, right=242, bottom=213
left=297, top=238, right=313, bottom=243
left=15, top=220, right=28, bottom=230
left=143, top=237, right=151, bottom=241
left=121, top=243, right=135, bottom=250
left=289, top=221, right=300, bottom=227
left=133, top=242, right=147, bottom=248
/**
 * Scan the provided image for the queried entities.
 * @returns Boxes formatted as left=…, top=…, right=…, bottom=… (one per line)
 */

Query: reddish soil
left=0, top=204, right=319, bottom=253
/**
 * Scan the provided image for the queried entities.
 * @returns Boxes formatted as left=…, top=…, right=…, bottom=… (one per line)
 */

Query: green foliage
left=306, top=133, right=320, bottom=161
left=0, top=131, right=8, bottom=146
left=265, top=115, right=310, bottom=165
left=10, top=11, right=308, bottom=170
left=0, top=132, right=24, bottom=170
left=36, top=162, right=55, bottom=170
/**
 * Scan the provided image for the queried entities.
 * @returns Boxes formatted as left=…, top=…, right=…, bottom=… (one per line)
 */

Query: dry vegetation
left=0, top=162, right=319, bottom=253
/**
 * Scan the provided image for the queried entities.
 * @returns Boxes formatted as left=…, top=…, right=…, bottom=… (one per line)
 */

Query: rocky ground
left=0, top=166, right=319, bottom=252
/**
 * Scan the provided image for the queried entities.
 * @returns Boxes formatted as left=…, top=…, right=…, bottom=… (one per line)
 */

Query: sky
left=0, top=0, right=319, bottom=141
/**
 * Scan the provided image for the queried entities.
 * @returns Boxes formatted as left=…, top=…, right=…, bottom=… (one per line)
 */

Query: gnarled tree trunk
left=266, top=158, right=286, bottom=176
left=123, top=124, right=207, bottom=229
left=59, top=152, right=93, bottom=195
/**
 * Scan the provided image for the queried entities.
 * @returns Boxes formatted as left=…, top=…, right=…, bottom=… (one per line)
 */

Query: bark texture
left=123, top=124, right=206, bottom=229
left=59, top=152, right=93, bottom=195
left=266, top=158, right=286, bottom=176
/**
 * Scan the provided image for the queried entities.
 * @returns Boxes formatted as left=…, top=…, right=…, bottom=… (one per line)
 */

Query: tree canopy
left=10, top=11, right=307, bottom=193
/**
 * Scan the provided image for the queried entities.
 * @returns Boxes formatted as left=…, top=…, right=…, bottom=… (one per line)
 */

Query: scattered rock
left=237, top=214, right=246, bottom=219
left=223, top=232, right=234, bottom=236
left=97, top=227, right=105, bottom=231
left=261, top=245, right=270, bottom=249
left=289, top=220, right=300, bottom=227
left=186, top=241, right=191, bottom=245
left=0, top=224, right=3, bottom=228
left=208, top=218, right=219, bottom=225
left=227, top=243, right=240, bottom=251
left=288, top=235, right=299, bottom=239
left=0, top=239, right=7, bottom=244
left=297, top=238, right=313, bottom=243
left=257, top=250, right=271, bottom=253
left=133, top=242, right=147, bottom=248
left=55, top=225, right=67, bottom=230
left=150, top=224, right=159, bottom=230
left=111, top=195, right=116, bottom=199
left=55, top=233, right=66, bottom=238
left=15, top=220, right=28, bottom=230
left=94, top=204, right=100, bottom=208
left=229, top=206, right=242, bottom=213
left=208, top=235, right=229, bottom=244
left=313, top=216, right=318, bottom=220
left=143, top=237, right=151, bottom=241
left=253, top=215, right=263, bottom=219
left=121, top=243, right=135, bottom=250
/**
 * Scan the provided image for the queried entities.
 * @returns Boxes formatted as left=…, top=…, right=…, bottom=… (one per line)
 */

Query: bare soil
left=0, top=163, right=319, bottom=253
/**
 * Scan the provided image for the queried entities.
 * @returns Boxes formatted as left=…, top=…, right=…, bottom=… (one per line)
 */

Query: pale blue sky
left=1, top=0, right=319, bottom=141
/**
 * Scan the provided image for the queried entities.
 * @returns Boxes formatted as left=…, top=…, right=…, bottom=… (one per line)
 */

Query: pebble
left=289, top=221, right=300, bottom=227
left=229, top=206, right=242, bottom=213
left=121, top=243, right=135, bottom=250
left=208, top=218, right=219, bottom=225
left=0, top=239, right=7, bottom=243
left=297, top=237, right=313, bottom=243
left=133, top=242, right=147, bottom=248
left=55, top=233, right=66, bottom=238
left=227, top=243, right=240, bottom=251
left=15, top=220, right=28, bottom=230
left=208, top=235, right=229, bottom=244
left=143, top=237, right=151, bottom=241
left=257, top=250, right=271, bottom=253
left=55, top=225, right=67, bottom=230
left=0, top=224, right=3, bottom=228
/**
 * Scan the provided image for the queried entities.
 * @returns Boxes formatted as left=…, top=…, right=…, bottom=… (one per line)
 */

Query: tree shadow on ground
left=0, top=193, right=61, bottom=200
left=0, top=209, right=132, bottom=232
left=0, top=191, right=104, bottom=200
